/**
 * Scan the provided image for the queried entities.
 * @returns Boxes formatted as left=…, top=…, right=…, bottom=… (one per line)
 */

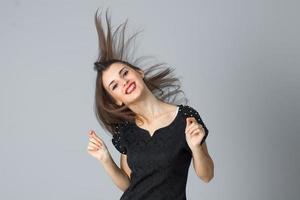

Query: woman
left=87, top=8, right=214, bottom=200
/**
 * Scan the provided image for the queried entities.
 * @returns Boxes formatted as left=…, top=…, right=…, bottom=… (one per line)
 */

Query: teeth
left=126, top=83, right=135, bottom=94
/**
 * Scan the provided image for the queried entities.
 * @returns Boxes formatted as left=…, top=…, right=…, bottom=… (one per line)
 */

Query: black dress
left=111, top=104, right=209, bottom=200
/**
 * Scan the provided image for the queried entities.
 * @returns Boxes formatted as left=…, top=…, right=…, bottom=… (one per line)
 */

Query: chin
left=126, top=87, right=145, bottom=103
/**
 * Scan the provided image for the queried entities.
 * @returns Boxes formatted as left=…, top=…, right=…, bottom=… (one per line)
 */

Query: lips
left=125, top=82, right=136, bottom=94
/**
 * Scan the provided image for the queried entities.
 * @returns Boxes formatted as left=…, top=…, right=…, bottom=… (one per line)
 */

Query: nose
left=123, top=79, right=129, bottom=88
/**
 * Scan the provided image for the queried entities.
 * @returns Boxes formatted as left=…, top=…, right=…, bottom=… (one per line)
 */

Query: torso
left=118, top=104, right=193, bottom=199
left=112, top=104, right=209, bottom=199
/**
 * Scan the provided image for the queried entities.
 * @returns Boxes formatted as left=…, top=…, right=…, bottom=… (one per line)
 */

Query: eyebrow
left=108, top=66, right=126, bottom=88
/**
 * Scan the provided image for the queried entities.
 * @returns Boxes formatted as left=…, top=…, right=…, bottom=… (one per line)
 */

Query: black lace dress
left=111, top=104, right=209, bottom=200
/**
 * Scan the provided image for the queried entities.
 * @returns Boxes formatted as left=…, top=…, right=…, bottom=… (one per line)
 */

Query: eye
left=112, top=84, right=118, bottom=90
left=111, top=70, right=128, bottom=91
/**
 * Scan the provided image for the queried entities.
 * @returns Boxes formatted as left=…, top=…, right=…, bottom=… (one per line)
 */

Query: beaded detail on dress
left=111, top=122, right=129, bottom=155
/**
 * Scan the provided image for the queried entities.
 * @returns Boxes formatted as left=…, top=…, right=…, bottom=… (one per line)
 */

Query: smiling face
left=102, top=62, right=145, bottom=106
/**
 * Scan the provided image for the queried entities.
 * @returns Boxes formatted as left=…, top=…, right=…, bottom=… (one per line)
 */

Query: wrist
left=190, top=143, right=203, bottom=153
left=99, top=152, right=113, bottom=165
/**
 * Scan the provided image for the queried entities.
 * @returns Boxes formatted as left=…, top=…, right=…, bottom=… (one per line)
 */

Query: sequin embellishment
left=111, top=123, right=128, bottom=154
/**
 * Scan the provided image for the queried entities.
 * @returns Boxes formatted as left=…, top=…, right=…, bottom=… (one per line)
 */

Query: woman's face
left=102, top=62, right=145, bottom=106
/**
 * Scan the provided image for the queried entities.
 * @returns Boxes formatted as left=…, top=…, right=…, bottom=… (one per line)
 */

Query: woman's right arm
left=87, top=130, right=131, bottom=192
left=100, top=153, right=131, bottom=192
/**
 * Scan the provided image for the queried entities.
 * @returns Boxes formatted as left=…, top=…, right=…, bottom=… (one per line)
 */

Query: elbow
left=202, top=160, right=214, bottom=183
left=201, top=174, right=214, bottom=183
left=197, top=169, right=214, bottom=183
left=119, top=170, right=131, bottom=192
left=122, top=185, right=130, bottom=192
left=120, top=179, right=131, bottom=192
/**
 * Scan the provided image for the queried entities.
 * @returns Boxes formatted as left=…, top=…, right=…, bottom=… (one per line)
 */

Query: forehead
left=102, top=62, right=127, bottom=87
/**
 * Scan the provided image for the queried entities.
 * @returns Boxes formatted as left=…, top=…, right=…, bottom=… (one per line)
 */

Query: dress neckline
left=133, top=104, right=182, bottom=138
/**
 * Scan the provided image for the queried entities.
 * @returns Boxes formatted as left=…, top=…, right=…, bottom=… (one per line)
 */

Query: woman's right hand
left=86, top=130, right=111, bottom=163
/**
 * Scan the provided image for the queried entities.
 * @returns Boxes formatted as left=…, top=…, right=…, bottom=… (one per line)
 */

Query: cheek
left=105, top=87, right=121, bottom=100
left=136, top=78, right=145, bottom=89
left=114, top=88, right=126, bottom=100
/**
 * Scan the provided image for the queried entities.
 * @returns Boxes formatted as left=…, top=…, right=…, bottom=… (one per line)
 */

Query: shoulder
left=180, top=104, right=202, bottom=120
left=180, top=104, right=209, bottom=133
left=111, top=122, right=132, bottom=155
left=112, top=121, right=133, bottom=134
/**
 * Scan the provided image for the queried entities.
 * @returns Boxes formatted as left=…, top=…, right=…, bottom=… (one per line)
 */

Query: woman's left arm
left=190, top=141, right=214, bottom=183
left=183, top=106, right=214, bottom=183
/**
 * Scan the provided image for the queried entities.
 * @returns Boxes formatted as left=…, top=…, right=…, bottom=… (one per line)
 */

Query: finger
left=88, top=130, right=94, bottom=136
left=88, top=141, right=100, bottom=149
left=185, top=118, right=192, bottom=132
left=186, top=123, right=198, bottom=134
left=196, top=124, right=204, bottom=133
left=87, top=145, right=97, bottom=150
left=88, top=131, right=101, bottom=144
left=185, top=117, right=197, bottom=129
left=188, top=126, right=199, bottom=135
left=88, top=144, right=99, bottom=151
left=88, top=130, right=98, bottom=141
left=89, top=137, right=102, bottom=146
left=91, top=131, right=104, bottom=145
left=87, top=146, right=98, bottom=151
left=87, top=143, right=99, bottom=150
left=186, top=117, right=194, bottom=125
left=187, top=117, right=197, bottom=124
left=190, top=128, right=200, bottom=136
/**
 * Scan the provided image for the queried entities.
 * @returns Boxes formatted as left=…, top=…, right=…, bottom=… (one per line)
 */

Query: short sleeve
left=111, top=124, right=127, bottom=155
left=183, top=105, right=209, bottom=145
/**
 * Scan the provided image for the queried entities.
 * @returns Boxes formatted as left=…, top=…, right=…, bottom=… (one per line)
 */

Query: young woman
left=87, top=8, right=214, bottom=200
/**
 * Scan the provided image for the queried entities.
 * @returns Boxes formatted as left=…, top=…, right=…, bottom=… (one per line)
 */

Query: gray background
left=1, top=0, right=299, bottom=199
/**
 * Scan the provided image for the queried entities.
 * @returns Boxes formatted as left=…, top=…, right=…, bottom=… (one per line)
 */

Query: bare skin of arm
left=120, top=154, right=132, bottom=180
left=191, top=141, right=214, bottom=182
left=100, top=153, right=131, bottom=192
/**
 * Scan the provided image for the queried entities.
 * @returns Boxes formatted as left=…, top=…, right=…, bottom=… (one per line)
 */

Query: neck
left=127, top=88, right=173, bottom=124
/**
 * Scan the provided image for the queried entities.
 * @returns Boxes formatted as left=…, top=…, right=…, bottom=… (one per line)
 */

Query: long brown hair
left=93, top=7, right=188, bottom=135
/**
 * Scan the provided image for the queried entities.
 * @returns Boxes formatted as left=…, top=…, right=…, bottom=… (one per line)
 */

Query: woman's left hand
left=185, top=117, right=205, bottom=150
